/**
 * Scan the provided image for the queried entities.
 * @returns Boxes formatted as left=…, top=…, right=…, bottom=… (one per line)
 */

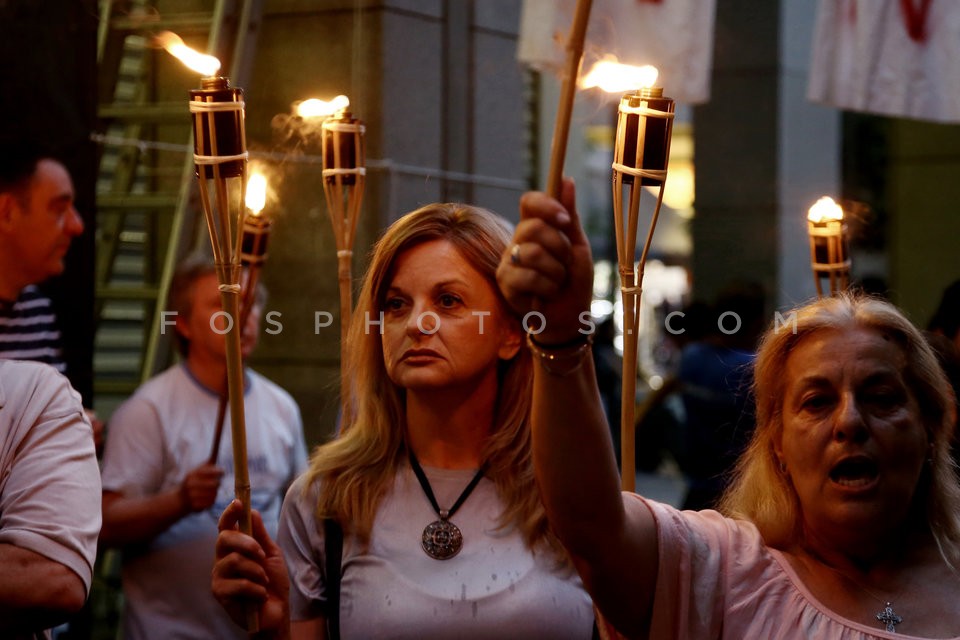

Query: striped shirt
left=0, top=285, right=66, bottom=373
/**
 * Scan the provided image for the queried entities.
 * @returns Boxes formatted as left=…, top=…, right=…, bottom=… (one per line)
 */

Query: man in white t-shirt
left=99, top=258, right=308, bottom=639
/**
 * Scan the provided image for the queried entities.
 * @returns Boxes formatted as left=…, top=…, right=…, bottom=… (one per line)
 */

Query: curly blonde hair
left=304, top=203, right=564, bottom=559
left=719, top=293, right=960, bottom=565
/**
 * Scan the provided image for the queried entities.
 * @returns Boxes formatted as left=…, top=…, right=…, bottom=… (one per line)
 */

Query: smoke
left=270, top=96, right=349, bottom=152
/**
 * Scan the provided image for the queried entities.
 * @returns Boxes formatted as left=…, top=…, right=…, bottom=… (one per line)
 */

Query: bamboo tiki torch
left=546, top=0, right=594, bottom=198
left=611, top=74, right=675, bottom=491
left=209, top=172, right=271, bottom=465
left=807, top=196, right=850, bottom=297
left=320, top=103, right=366, bottom=407
left=188, top=75, right=258, bottom=632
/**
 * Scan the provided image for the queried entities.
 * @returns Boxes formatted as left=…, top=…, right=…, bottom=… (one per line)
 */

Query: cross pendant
left=876, top=603, right=902, bottom=633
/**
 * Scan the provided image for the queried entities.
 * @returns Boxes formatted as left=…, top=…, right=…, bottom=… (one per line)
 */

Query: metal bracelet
left=526, top=332, right=594, bottom=377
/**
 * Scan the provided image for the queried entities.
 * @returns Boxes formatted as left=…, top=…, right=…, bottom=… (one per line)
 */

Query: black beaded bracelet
left=526, top=332, right=594, bottom=376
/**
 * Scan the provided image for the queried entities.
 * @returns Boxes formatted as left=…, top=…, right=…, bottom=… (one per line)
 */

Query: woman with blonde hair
left=213, top=202, right=593, bottom=639
left=498, top=181, right=960, bottom=638
left=718, top=294, right=960, bottom=556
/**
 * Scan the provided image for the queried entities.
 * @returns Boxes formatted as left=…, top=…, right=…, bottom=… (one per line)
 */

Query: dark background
left=0, top=0, right=98, bottom=404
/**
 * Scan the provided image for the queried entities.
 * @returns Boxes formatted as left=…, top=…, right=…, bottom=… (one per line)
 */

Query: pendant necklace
left=807, top=549, right=905, bottom=633
left=408, top=450, right=485, bottom=560
left=876, top=603, right=904, bottom=633
left=848, top=580, right=903, bottom=633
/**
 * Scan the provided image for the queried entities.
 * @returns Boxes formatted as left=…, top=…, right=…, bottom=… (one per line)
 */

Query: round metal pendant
left=421, top=519, right=463, bottom=560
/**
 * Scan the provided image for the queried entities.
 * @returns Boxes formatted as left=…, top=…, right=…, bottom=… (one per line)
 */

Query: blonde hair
left=719, top=293, right=960, bottom=564
left=304, top=203, right=563, bottom=557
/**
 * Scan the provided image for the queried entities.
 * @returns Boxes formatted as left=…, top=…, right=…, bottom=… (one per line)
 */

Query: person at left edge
left=0, top=137, right=103, bottom=451
left=0, top=359, right=101, bottom=639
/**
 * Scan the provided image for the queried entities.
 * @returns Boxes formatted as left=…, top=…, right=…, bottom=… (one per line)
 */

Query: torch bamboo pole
left=210, top=161, right=253, bottom=532
left=326, top=180, right=354, bottom=409
left=828, top=238, right=837, bottom=294
left=617, top=188, right=670, bottom=491
left=217, top=270, right=251, bottom=528
left=219, top=286, right=257, bottom=635
left=336, top=250, right=353, bottom=392
left=614, top=95, right=647, bottom=493
left=617, top=117, right=643, bottom=494
left=213, top=182, right=257, bottom=633
left=546, top=0, right=593, bottom=199
left=619, top=288, right=638, bottom=492
left=809, top=234, right=824, bottom=298
left=209, top=266, right=261, bottom=464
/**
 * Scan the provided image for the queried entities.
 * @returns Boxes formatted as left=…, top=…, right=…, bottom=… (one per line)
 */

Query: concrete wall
left=888, top=120, right=960, bottom=326
left=693, top=0, right=840, bottom=311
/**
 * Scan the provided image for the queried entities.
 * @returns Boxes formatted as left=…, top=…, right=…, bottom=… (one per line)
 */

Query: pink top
left=635, top=496, right=960, bottom=640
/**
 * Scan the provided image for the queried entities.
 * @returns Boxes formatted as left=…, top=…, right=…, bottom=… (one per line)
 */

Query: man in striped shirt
left=0, top=284, right=67, bottom=372
left=0, top=139, right=84, bottom=369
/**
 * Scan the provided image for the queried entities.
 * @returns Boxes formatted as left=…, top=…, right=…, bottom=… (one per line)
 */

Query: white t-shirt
left=0, top=360, right=100, bottom=593
left=280, top=462, right=595, bottom=639
left=100, top=364, right=308, bottom=640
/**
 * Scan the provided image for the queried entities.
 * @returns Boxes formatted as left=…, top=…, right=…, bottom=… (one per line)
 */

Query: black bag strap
left=322, top=517, right=343, bottom=640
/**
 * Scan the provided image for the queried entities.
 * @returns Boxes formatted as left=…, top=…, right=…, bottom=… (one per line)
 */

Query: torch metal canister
left=808, top=217, right=850, bottom=296
left=613, top=87, right=674, bottom=186
left=322, top=111, right=365, bottom=186
left=240, top=214, right=271, bottom=267
left=190, top=77, right=246, bottom=179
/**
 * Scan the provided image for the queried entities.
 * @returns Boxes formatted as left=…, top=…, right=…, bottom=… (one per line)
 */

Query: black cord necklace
left=408, top=449, right=485, bottom=560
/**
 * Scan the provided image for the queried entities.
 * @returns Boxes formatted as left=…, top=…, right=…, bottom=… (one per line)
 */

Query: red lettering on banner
left=899, top=0, right=933, bottom=43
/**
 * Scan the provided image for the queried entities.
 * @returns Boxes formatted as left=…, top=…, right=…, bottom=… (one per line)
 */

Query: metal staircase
left=93, top=0, right=261, bottom=415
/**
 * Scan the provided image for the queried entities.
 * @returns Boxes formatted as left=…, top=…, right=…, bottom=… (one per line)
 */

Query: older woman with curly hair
left=499, top=181, right=960, bottom=639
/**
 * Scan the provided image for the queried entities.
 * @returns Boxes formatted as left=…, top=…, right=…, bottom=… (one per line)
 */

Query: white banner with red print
left=808, top=0, right=960, bottom=123
left=517, top=0, right=717, bottom=104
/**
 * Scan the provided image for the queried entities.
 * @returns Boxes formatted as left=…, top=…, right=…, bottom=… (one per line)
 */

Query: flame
left=807, top=196, right=844, bottom=223
left=245, top=172, right=267, bottom=215
left=296, top=95, right=350, bottom=119
left=581, top=59, right=658, bottom=93
left=156, top=31, right=221, bottom=76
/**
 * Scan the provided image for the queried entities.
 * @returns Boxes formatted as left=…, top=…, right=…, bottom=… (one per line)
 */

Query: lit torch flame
left=296, top=95, right=350, bottom=119
left=245, top=172, right=267, bottom=216
left=581, top=59, right=658, bottom=93
left=807, top=196, right=844, bottom=223
left=156, top=31, right=221, bottom=76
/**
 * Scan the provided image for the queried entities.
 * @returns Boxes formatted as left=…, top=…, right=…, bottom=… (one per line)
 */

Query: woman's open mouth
left=829, top=456, right=879, bottom=488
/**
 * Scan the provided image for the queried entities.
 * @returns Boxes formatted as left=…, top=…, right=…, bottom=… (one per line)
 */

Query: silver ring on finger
left=510, top=243, right=522, bottom=267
